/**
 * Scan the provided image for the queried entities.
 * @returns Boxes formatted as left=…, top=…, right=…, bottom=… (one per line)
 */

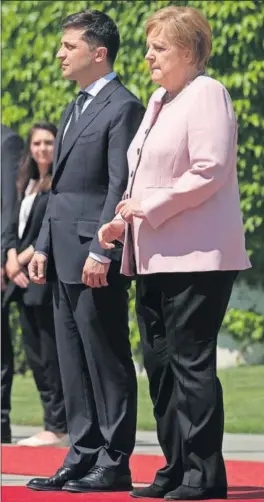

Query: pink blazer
left=120, top=75, right=251, bottom=276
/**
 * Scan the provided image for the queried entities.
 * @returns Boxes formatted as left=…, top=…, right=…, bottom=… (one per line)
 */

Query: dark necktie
left=63, top=90, right=89, bottom=141
left=73, top=90, right=89, bottom=122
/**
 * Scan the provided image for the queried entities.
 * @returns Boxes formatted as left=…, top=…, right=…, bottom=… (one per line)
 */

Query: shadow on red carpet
left=1, top=486, right=264, bottom=502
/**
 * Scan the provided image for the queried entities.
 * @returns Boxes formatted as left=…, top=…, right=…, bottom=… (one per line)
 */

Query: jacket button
left=52, top=188, right=58, bottom=194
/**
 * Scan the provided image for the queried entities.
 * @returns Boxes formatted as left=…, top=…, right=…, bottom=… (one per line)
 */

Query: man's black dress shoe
left=130, top=483, right=169, bottom=498
left=63, top=465, right=132, bottom=492
left=164, top=485, right=228, bottom=500
left=27, top=466, right=83, bottom=491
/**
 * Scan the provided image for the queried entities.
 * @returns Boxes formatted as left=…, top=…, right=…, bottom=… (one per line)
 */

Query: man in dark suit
left=27, top=10, right=144, bottom=493
left=1, top=124, right=24, bottom=443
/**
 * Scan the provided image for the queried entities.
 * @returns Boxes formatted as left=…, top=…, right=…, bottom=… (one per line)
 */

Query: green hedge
left=3, top=1, right=264, bottom=358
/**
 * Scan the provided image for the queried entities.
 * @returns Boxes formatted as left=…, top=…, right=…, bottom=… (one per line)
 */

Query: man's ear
left=95, top=46, right=108, bottom=63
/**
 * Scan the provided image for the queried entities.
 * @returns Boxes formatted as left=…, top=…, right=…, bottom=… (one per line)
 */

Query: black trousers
left=1, top=295, right=13, bottom=439
left=136, top=271, right=237, bottom=491
left=18, top=303, right=66, bottom=433
left=53, top=270, right=137, bottom=473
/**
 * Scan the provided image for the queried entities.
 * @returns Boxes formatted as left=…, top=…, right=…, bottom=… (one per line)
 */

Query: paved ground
left=2, top=425, right=264, bottom=486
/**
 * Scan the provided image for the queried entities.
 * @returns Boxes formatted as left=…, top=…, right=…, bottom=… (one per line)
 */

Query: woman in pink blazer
left=99, top=6, right=251, bottom=501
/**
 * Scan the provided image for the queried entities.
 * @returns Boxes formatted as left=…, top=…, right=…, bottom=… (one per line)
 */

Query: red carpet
left=2, top=446, right=264, bottom=501
left=1, top=446, right=166, bottom=482
left=2, top=445, right=264, bottom=485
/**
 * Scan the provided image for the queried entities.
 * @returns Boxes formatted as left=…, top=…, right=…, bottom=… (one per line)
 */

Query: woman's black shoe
left=130, top=483, right=169, bottom=498
left=164, top=485, right=227, bottom=500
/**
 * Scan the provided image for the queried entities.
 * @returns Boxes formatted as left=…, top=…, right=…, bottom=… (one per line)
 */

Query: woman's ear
left=183, top=48, right=193, bottom=65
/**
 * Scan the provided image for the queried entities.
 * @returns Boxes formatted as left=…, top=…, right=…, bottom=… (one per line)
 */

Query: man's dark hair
left=61, top=10, right=120, bottom=65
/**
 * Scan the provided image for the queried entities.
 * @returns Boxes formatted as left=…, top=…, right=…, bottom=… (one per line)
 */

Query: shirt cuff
left=89, top=252, right=111, bottom=264
left=34, top=251, right=48, bottom=257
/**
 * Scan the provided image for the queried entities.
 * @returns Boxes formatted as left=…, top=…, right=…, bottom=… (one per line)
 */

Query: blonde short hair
left=146, top=6, right=212, bottom=69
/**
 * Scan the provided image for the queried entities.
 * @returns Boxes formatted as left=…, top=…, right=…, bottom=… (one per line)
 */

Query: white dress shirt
left=18, top=179, right=37, bottom=239
left=65, top=71, right=117, bottom=264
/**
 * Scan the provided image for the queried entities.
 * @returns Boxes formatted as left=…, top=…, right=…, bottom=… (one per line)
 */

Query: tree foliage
left=222, top=308, right=264, bottom=357
left=2, top=0, right=264, bottom=356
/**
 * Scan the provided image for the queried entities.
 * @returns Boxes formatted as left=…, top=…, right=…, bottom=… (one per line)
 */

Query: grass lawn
left=11, top=365, right=264, bottom=433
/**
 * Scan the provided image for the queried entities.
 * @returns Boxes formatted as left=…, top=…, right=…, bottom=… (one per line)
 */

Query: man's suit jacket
left=3, top=189, right=53, bottom=306
left=1, top=125, right=24, bottom=262
left=121, top=75, right=251, bottom=276
left=35, top=77, right=145, bottom=283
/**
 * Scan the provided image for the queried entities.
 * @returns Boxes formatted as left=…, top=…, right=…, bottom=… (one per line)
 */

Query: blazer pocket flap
left=77, top=131, right=100, bottom=144
left=77, top=220, right=98, bottom=238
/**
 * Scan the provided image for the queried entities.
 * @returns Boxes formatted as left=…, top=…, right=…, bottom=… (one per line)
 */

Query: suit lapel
left=127, top=97, right=164, bottom=198
left=57, top=99, right=106, bottom=167
left=53, top=101, right=74, bottom=170
left=54, top=78, right=122, bottom=179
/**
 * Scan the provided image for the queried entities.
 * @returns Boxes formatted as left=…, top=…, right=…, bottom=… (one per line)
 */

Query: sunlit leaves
left=223, top=309, right=264, bottom=350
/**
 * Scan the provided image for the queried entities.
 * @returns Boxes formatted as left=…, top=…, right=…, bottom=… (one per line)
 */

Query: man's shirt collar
left=81, top=71, right=117, bottom=97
